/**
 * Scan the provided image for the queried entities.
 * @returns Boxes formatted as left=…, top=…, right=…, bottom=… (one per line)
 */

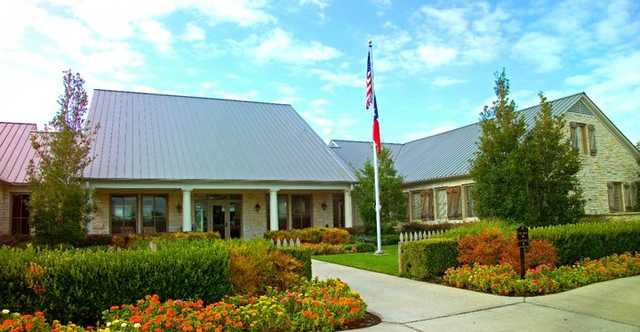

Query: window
left=587, top=125, right=597, bottom=156
left=291, top=195, right=312, bottom=229
left=142, top=195, right=167, bottom=233
left=463, top=185, right=476, bottom=218
left=411, top=192, right=422, bottom=221
left=447, top=186, right=462, bottom=219
left=421, top=189, right=434, bottom=221
left=607, top=182, right=623, bottom=213
left=11, top=194, right=30, bottom=235
left=111, top=196, right=137, bottom=234
left=624, top=183, right=637, bottom=212
left=570, top=122, right=593, bottom=155
left=435, top=188, right=448, bottom=220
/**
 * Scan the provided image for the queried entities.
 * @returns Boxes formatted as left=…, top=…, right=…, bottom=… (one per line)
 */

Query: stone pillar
left=182, top=189, right=192, bottom=232
left=269, top=189, right=279, bottom=231
left=344, top=190, right=353, bottom=228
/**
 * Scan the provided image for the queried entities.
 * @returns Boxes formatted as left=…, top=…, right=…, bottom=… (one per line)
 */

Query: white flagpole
left=369, top=40, right=383, bottom=255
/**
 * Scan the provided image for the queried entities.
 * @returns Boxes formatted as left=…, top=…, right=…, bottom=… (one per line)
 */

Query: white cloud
left=301, top=98, right=355, bottom=141
left=199, top=80, right=258, bottom=100
left=402, top=123, right=458, bottom=142
left=242, top=28, right=341, bottom=64
left=310, top=68, right=362, bottom=90
left=432, top=77, right=466, bottom=87
left=181, top=22, right=206, bottom=42
left=513, top=32, right=565, bottom=72
left=414, top=44, right=458, bottom=67
left=137, top=19, right=173, bottom=52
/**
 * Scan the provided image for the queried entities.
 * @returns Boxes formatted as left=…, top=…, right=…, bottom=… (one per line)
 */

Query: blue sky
left=1, top=0, right=639, bottom=144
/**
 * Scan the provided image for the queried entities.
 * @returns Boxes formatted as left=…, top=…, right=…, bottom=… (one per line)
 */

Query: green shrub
left=264, top=227, right=350, bottom=244
left=437, top=219, right=514, bottom=239
left=401, top=238, right=458, bottom=280
left=343, top=242, right=377, bottom=253
left=399, top=222, right=457, bottom=233
left=0, top=240, right=231, bottom=325
left=353, top=233, right=399, bottom=245
left=530, top=219, right=640, bottom=265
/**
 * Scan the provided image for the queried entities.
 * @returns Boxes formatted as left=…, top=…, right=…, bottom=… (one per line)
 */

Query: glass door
left=211, top=204, right=225, bottom=238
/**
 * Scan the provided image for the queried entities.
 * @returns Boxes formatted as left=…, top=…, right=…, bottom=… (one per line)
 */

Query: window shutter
left=624, top=183, right=632, bottom=211
left=607, top=182, right=616, bottom=212
left=447, top=186, right=462, bottom=219
left=588, top=125, right=597, bottom=156
left=421, top=189, right=434, bottom=220
left=569, top=122, right=579, bottom=151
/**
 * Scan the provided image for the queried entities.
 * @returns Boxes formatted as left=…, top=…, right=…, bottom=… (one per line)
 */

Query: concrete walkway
left=313, top=260, right=640, bottom=331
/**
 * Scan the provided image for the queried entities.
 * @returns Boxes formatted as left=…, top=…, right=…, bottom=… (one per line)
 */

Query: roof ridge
left=94, top=89, right=293, bottom=107
left=0, top=121, right=38, bottom=127
left=517, top=91, right=586, bottom=112
left=329, top=139, right=404, bottom=145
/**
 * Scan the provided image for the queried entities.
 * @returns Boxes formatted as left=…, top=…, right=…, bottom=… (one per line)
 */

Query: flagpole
left=369, top=40, right=383, bottom=255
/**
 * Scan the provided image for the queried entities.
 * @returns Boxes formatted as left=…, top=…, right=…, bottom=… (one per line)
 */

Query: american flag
left=365, top=51, right=373, bottom=109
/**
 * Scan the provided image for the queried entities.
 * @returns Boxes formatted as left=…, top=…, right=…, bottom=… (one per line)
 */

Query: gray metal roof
left=85, top=89, right=355, bottom=183
left=330, top=92, right=586, bottom=184
left=0, top=122, right=37, bottom=184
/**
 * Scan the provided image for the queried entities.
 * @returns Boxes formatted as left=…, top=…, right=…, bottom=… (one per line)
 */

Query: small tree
left=28, top=70, right=97, bottom=245
left=522, top=93, right=584, bottom=226
left=470, top=69, right=528, bottom=222
left=353, top=147, right=406, bottom=234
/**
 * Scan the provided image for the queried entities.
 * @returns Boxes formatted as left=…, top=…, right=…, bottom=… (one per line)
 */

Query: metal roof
left=330, top=93, right=586, bottom=184
left=85, top=89, right=355, bottom=183
left=0, top=122, right=37, bottom=184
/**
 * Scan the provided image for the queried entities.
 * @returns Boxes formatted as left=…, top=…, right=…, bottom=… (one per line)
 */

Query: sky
left=1, top=0, right=639, bottom=145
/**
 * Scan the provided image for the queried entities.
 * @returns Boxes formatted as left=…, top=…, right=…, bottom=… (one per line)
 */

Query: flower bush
left=457, top=228, right=558, bottom=268
left=302, top=243, right=347, bottom=255
left=443, top=252, right=640, bottom=296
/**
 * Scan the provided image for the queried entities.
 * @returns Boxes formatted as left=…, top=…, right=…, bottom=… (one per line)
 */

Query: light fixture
left=254, top=203, right=261, bottom=213
left=321, top=202, right=328, bottom=210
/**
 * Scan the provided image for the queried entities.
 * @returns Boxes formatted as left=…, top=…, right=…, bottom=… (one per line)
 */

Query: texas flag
left=366, top=50, right=381, bottom=154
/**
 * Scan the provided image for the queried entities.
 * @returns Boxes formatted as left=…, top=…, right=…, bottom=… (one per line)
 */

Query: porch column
left=269, top=189, right=279, bottom=231
left=182, top=189, right=192, bottom=232
left=344, top=190, right=353, bottom=228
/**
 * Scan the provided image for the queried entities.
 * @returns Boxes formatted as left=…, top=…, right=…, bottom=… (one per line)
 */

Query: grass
left=313, top=245, right=399, bottom=276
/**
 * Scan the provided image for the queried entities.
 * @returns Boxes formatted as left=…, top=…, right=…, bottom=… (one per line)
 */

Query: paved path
left=313, top=260, right=640, bottom=331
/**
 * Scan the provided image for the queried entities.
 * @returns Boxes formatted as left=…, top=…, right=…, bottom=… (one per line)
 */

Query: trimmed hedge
left=530, top=219, right=640, bottom=265
left=265, top=227, right=350, bottom=244
left=401, top=238, right=458, bottom=280
left=0, top=240, right=231, bottom=325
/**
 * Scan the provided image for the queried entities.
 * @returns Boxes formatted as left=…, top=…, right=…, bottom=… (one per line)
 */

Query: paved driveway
left=313, top=260, right=640, bottom=331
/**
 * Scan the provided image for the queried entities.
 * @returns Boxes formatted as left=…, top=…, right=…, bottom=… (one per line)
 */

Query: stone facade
left=404, top=177, right=477, bottom=223
left=564, top=108, right=640, bottom=214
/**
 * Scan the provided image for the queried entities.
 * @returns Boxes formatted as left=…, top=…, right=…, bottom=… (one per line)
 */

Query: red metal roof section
left=0, top=122, right=38, bottom=184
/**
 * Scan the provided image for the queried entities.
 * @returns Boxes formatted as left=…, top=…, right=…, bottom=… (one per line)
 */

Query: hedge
left=279, top=246, right=313, bottom=279
left=530, top=219, right=640, bottom=265
left=0, top=240, right=231, bottom=325
left=400, top=238, right=458, bottom=280
left=264, top=227, right=350, bottom=244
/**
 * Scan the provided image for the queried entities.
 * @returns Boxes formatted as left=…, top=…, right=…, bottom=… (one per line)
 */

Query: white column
left=344, top=190, right=353, bottom=228
left=269, top=189, right=279, bottom=231
left=182, top=189, right=192, bottom=232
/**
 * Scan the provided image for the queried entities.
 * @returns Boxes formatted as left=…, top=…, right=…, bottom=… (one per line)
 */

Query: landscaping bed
left=266, top=227, right=378, bottom=255
left=0, top=279, right=368, bottom=331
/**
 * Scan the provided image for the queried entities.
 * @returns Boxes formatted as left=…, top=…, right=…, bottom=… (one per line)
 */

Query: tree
left=353, top=147, right=406, bottom=235
left=470, top=69, right=529, bottom=222
left=28, top=70, right=97, bottom=245
left=522, top=93, right=584, bottom=226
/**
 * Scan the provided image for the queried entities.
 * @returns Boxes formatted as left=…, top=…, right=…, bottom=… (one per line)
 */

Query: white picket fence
left=271, top=238, right=302, bottom=248
left=398, top=229, right=448, bottom=274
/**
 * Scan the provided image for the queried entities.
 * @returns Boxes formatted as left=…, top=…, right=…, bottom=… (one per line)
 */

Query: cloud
left=301, top=98, right=355, bottom=141
left=310, top=68, right=361, bottom=90
left=240, top=28, right=341, bottom=64
left=432, top=77, right=466, bottom=87
left=414, top=44, right=458, bottom=67
left=199, top=80, right=259, bottom=100
left=181, top=22, right=206, bottom=42
left=513, top=32, right=565, bottom=72
left=137, top=19, right=173, bottom=52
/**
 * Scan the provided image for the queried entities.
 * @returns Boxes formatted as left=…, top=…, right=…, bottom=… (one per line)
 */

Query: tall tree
left=353, top=147, right=406, bottom=234
left=522, top=93, right=584, bottom=225
left=28, top=70, right=97, bottom=245
left=470, top=69, right=528, bottom=222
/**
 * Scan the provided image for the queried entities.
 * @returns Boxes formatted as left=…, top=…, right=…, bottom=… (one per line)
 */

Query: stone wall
left=564, top=110, right=640, bottom=214
left=242, top=191, right=267, bottom=239
left=312, top=192, right=334, bottom=228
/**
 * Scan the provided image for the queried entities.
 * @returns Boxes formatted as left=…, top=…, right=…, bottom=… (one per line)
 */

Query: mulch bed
left=340, top=312, right=382, bottom=330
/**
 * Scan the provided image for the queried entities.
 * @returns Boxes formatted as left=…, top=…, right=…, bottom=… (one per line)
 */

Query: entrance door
left=209, top=195, right=242, bottom=239
left=333, top=194, right=344, bottom=228
left=211, top=204, right=225, bottom=237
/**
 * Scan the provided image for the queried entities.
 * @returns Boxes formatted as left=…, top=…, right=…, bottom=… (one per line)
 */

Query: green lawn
left=313, top=245, right=399, bottom=276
